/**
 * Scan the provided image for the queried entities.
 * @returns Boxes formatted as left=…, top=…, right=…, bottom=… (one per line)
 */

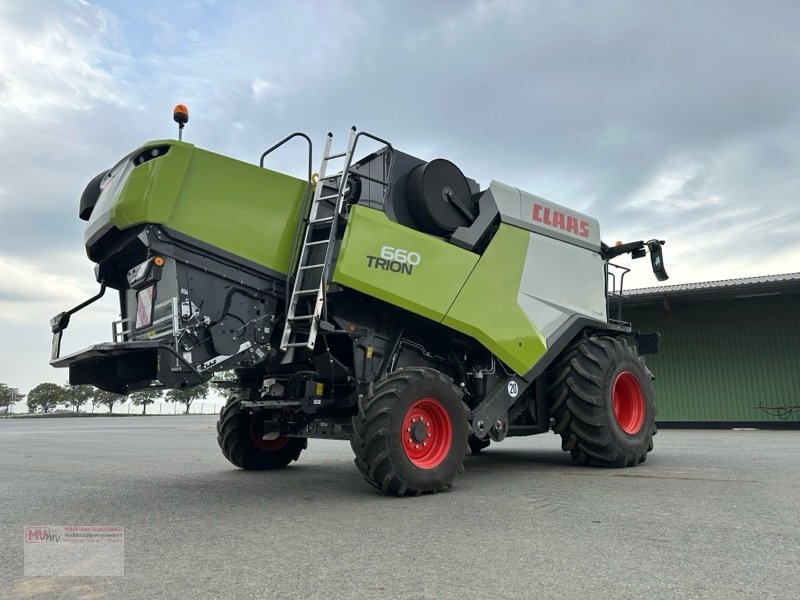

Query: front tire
left=548, top=336, right=656, bottom=467
left=351, top=367, right=469, bottom=496
left=217, top=391, right=306, bottom=470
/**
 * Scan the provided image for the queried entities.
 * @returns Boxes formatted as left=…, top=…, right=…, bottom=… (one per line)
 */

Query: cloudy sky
left=1, top=0, right=799, bottom=398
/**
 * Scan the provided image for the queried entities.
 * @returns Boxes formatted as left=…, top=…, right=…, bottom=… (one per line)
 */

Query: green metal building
left=619, top=273, right=800, bottom=426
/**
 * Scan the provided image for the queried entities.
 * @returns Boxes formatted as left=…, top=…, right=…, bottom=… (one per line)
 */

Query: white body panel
left=517, top=232, right=607, bottom=344
left=489, top=181, right=601, bottom=252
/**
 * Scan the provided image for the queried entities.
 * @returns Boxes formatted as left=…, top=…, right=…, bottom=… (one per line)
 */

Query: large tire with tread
left=217, top=391, right=306, bottom=470
left=548, top=336, right=656, bottom=467
left=351, top=367, right=469, bottom=496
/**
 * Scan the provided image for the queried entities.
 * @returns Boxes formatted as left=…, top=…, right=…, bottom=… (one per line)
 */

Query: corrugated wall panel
left=623, top=293, right=800, bottom=422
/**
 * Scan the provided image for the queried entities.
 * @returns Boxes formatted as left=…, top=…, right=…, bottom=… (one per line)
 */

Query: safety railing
left=113, top=297, right=180, bottom=343
left=605, top=262, right=631, bottom=327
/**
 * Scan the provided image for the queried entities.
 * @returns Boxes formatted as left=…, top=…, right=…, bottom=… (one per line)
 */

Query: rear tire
left=351, top=367, right=469, bottom=496
left=548, top=336, right=656, bottom=467
left=217, top=391, right=306, bottom=470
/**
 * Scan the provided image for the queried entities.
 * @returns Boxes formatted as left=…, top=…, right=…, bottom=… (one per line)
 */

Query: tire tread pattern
left=350, top=367, right=468, bottom=496
left=548, top=336, right=656, bottom=467
left=216, top=390, right=306, bottom=470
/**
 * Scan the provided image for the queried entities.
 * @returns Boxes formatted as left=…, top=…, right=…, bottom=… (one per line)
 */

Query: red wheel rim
left=249, top=416, right=290, bottom=452
left=612, top=371, right=645, bottom=434
left=401, top=398, right=452, bottom=469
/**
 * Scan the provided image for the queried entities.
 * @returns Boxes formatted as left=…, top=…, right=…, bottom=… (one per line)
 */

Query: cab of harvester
left=51, top=107, right=668, bottom=495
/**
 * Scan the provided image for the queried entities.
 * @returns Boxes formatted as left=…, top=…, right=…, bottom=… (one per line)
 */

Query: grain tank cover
left=488, top=181, right=601, bottom=252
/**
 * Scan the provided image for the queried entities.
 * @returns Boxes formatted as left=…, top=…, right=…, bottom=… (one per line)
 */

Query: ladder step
left=280, top=130, right=360, bottom=355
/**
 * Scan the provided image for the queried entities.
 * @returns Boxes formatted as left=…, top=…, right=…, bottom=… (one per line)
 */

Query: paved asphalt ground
left=1, top=417, right=798, bottom=600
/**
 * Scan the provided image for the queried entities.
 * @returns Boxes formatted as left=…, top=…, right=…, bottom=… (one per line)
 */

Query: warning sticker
left=135, top=286, right=155, bottom=329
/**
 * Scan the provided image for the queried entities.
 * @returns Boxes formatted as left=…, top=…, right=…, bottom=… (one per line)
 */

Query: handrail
left=259, top=133, right=314, bottom=311
left=351, top=131, right=394, bottom=202
left=605, top=262, right=631, bottom=323
left=319, top=129, right=395, bottom=322
left=259, top=132, right=313, bottom=171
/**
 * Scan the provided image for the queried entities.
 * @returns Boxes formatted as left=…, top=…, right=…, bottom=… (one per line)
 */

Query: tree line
left=0, top=381, right=211, bottom=415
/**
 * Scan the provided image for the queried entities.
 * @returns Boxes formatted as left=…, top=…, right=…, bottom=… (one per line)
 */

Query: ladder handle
left=284, top=128, right=395, bottom=346
left=352, top=130, right=393, bottom=154
left=259, top=132, right=312, bottom=170
left=258, top=132, right=315, bottom=312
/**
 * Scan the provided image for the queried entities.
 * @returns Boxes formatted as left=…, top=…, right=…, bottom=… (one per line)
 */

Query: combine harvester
left=51, top=106, right=668, bottom=495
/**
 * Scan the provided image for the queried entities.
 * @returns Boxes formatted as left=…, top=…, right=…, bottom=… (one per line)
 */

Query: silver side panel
left=489, top=180, right=601, bottom=252
left=517, top=232, right=607, bottom=344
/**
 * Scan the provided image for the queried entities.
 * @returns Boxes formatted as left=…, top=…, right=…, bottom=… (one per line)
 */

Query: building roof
left=621, top=272, right=800, bottom=305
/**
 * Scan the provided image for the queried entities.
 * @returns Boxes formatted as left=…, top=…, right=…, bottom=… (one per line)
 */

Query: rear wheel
left=217, top=391, right=306, bottom=470
left=351, top=367, right=469, bottom=496
left=548, top=336, right=656, bottom=467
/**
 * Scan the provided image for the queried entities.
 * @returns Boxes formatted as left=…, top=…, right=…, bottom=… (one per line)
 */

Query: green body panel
left=108, top=140, right=306, bottom=273
left=442, top=225, right=547, bottom=375
left=332, top=206, right=479, bottom=322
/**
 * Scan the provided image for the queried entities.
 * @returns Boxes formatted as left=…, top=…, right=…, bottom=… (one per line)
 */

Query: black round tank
left=405, top=159, right=474, bottom=236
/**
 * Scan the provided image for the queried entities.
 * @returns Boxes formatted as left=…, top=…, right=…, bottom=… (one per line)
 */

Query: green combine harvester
left=51, top=106, right=668, bottom=495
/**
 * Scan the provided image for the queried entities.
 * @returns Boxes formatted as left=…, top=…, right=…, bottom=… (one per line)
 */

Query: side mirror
left=647, top=240, right=668, bottom=281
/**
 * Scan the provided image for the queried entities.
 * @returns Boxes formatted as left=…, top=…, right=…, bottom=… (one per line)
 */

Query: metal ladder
left=279, top=128, right=359, bottom=351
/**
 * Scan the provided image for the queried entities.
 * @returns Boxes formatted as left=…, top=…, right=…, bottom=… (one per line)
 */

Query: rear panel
left=85, top=140, right=306, bottom=274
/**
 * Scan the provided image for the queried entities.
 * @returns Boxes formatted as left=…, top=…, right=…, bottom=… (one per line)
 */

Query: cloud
left=2, top=0, right=800, bottom=393
left=0, top=256, right=114, bottom=322
left=0, top=1, right=132, bottom=116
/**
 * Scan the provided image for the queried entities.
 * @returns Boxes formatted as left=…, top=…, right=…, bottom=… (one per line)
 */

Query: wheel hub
left=612, top=371, right=645, bottom=435
left=402, top=398, right=452, bottom=469
left=249, top=415, right=290, bottom=452
left=410, top=421, right=427, bottom=443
